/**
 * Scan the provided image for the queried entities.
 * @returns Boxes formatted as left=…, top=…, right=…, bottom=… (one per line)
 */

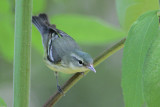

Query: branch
left=43, top=38, right=126, bottom=107
left=13, top=0, right=32, bottom=107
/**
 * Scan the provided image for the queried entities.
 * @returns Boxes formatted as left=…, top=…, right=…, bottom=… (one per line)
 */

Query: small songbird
left=32, top=13, right=96, bottom=92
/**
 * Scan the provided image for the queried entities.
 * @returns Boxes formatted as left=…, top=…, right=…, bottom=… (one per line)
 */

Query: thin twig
left=43, top=38, right=126, bottom=107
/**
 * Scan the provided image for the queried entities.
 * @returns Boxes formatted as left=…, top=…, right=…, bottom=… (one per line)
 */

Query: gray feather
left=32, top=13, right=80, bottom=64
left=49, top=36, right=80, bottom=63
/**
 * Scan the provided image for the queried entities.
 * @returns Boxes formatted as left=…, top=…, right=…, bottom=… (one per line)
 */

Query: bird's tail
left=32, top=13, right=49, bottom=35
left=38, top=13, right=49, bottom=23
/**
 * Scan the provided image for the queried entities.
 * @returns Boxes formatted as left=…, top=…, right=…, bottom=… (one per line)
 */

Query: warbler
left=32, top=13, right=96, bottom=92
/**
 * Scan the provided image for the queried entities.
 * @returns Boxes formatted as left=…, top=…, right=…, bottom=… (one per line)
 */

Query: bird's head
left=65, top=50, right=96, bottom=73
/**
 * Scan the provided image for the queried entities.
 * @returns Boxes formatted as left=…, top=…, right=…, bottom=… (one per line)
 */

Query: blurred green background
left=0, top=0, right=126, bottom=106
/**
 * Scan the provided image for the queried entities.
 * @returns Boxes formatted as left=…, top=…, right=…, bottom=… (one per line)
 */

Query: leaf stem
left=43, top=38, right=126, bottom=107
left=13, top=0, right=32, bottom=107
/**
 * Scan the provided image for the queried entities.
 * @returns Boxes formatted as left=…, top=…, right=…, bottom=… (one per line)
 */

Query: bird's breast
left=44, top=60, right=87, bottom=74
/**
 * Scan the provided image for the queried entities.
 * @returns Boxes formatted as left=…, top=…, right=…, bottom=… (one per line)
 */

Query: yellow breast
left=44, top=60, right=88, bottom=74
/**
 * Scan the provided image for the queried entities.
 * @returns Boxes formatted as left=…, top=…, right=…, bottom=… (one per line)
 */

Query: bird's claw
left=57, top=85, right=65, bottom=96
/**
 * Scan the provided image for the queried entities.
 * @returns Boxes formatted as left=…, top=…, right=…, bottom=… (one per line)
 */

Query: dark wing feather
left=48, top=32, right=80, bottom=63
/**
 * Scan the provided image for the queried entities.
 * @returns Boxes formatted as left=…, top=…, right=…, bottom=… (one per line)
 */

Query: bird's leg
left=54, top=71, right=63, bottom=94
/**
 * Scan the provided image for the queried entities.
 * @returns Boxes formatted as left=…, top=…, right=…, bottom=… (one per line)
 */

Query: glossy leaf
left=32, top=14, right=125, bottom=54
left=0, top=97, right=7, bottom=107
left=122, top=10, right=159, bottom=107
left=116, top=0, right=159, bottom=30
left=143, top=31, right=160, bottom=107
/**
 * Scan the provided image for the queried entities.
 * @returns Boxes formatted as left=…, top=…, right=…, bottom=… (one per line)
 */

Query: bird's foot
left=57, top=85, right=65, bottom=96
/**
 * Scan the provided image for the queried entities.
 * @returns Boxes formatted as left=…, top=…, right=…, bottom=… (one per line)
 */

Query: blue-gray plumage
left=32, top=14, right=96, bottom=74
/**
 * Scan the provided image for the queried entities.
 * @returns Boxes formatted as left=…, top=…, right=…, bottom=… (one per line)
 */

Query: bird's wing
left=32, top=13, right=80, bottom=64
left=47, top=29, right=80, bottom=64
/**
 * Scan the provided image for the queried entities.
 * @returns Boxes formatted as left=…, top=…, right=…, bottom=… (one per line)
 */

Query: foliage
left=143, top=31, right=160, bottom=107
left=116, top=0, right=160, bottom=106
left=116, top=0, right=159, bottom=30
left=0, top=98, right=7, bottom=107
left=122, top=10, right=159, bottom=107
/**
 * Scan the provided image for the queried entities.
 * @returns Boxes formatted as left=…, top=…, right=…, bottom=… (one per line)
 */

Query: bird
left=32, top=13, right=96, bottom=92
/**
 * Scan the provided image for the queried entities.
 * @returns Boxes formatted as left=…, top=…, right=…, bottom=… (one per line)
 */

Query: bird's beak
left=87, top=64, right=96, bottom=73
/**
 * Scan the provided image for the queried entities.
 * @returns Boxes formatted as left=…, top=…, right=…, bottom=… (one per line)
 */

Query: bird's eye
left=78, top=60, right=83, bottom=64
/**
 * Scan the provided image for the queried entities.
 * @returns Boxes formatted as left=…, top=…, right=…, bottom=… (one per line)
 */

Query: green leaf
left=143, top=31, right=160, bottom=107
left=32, top=14, right=125, bottom=54
left=116, top=0, right=159, bottom=30
left=122, top=10, right=159, bottom=107
left=0, top=97, right=7, bottom=107
left=51, top=15, right=125, bottom=44
left=0, top=0, right=10, bottom=14
left=0, top=1, right=14, bottom=62
left=33, top=0, right=46, bottom=14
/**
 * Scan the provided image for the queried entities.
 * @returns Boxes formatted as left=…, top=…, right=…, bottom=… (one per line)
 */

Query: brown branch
left=43, top=38, right=126, bottom=107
